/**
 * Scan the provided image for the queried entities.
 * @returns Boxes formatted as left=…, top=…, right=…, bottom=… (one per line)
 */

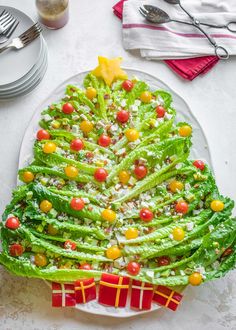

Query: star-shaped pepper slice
left=92, top=56, right=127, bottom=86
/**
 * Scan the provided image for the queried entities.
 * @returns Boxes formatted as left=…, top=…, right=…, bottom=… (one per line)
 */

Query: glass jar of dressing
left=36, top=0, right=69, bottom=29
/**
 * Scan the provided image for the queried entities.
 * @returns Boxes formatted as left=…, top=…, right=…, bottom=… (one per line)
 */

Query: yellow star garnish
left=92, top=56, right=127, bottom=86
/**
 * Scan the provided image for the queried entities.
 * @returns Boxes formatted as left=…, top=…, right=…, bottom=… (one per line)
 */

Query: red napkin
left=113, top=0, right=219, bottom=81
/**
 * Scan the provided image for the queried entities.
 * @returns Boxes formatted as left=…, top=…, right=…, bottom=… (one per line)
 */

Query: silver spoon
left=163, top=0, right=236, bottom=33
left=139, top=5, right=229, bottom=59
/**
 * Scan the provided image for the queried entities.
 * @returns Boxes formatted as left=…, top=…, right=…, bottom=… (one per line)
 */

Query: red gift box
left=52, top=282, right=76, bottom=307
left=130, top=280, right=154, bottom=310
left=74, top=278, right=96, bottom=304
left=98, top=273, right=130, bottom=308
left=153, top=285, right=183, bottom=311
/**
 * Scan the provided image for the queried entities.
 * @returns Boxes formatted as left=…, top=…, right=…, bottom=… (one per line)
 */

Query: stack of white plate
left=0, top=6, right=48, bottom=100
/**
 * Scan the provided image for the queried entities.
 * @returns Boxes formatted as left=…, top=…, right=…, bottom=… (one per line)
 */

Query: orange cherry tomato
left=125, top=129, right=139, bottom=142
left=34, top=253, right=48, bottom=267
left=179, top=125, right=192, bottom=137
left=40, top=200, right=52, bottom=213
left=140, top=91, right=152, bottom=103
left=101, top=209, right=117, bottom=222
left=22, top=171, right=35, bottom=183
left=210, top=200, right=224, bottom=212
left=119, top=170, right=130, bottom=184
left=106, top=246, right=122, bottom=259
left=125, top=228, right=139, bottom=240
left=86, top=87, right=97, bottom=100
left=172, top=227, right=185, bottom=241
left=43, top=142, right=57, bottom=154
left=64, top=165, right=79, bottom=178
left=189, top=272, right=202, bottom=286
left=80, top=120, right=94, bottom=133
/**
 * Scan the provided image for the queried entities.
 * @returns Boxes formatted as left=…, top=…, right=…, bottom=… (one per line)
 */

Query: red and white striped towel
left=123, top=0, right=236, bottom=59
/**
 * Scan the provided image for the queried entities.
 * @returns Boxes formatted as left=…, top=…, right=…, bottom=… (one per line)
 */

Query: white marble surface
left=0, top=0, right=235, bottom=329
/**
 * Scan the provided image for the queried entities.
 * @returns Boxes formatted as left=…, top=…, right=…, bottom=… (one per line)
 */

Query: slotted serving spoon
left=139, top=5, right=230, bottom=59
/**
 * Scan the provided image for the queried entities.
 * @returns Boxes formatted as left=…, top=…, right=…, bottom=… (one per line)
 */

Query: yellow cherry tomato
left=64, top=165, right=79, bottom=178
left=125, top=129, right=140, bottom=142
left=51, top=120, right=61, bottom=129
left=172, top=227, right=185, bottom=241
left=119, top=171, right=130, bottom=184
left=80, top=120, right=94, bottom=133
left=22, top=171, right=35, bottom=183
left=169, top=180, right=184, bottom=193
left=140, top=91, right=152, bottom=103
left=34, top=253, right=48, bottom=267
left=43, top=142, right=57, bottom=154
left=40, top=200, right=52, bottom=213
left=189, top=272, right=203, bottom=286
left=106, top=246, right=122, bottom=259
left=101, top=209, right=117, bottom=222
left=86, top=87, right=97, bottom=100
left=125, top=228, right=139, bottom=240
left=179, top=125, right=192, bottom=137
left=210, top=200, right=224, bottom=212
left=47, top=224, right=58, bottom=236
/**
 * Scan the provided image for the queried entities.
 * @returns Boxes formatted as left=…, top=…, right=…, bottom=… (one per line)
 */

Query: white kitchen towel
left=122, top=0, right=236, bottom=59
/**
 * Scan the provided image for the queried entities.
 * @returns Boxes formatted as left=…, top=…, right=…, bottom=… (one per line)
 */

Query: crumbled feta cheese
left=170, top=270, right=176, bottom=276
left=165, top=113, right=172, bottom=120
left=71, top=125, right=79, bottom=133
left=83, top=198, right=90, bottom=204
left=185, top=183, right=191, bottom=191
left=186, top=222, right=194, bottom=231
left=146, top=270, right=154, bottom=279
left=114, top=258, right=126, bottom=269
left=169, top=234, right=174, bottom=239
left=175, top=163, right=183, bottom=169
left=180, top=270, right=185, bottom=276
left=110, top=124, right=119, bottom=132
left=116, top=148, right=126, bottom=155
left=195, top=266, right=206, bottom=274
left=120, top=99, right=127, bottom=107
left=208, top=225, right=214, bottom=232
left=42, top=114, right=52, bottom=122
left=72, top=115, right=80, bottom=121
left=134, top=99, right=141, bottom=107
left=80, top=114, right=88, bottom=120
left=129, top=105, right=138, bottom=112
left=107, top=99, right=113, bottom=106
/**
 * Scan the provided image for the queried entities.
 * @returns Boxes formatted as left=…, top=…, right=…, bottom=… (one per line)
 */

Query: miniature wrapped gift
left=98, top=273, right=130, bottom=307
left=153, top=285, right=183, bottom=311
left=74, top=278, right=96, bottom=304
left=52, top=282, right=76, bottom=307
left=130, top=280, right=154, bottom=310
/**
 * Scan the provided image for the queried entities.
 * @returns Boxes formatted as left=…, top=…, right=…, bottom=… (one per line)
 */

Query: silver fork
left=0, top=10, right=17, bottom=34
left=0, top=23, right=42, bottom=54
left=0, top=11, right=19, bottom=44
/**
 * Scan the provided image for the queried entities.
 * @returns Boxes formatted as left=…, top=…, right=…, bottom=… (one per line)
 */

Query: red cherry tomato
left=79, top=263, right=93, bottom=270
left=157, top=256, right=170, bottom=267
left=175, top=201, right=189, bottom=214
left=156, top=105, right=166, bottom=118
left=64, top=240, right=77, bottom=250
left=9, top=243, right=24, bottom=257
left=70, top=139, right=84, bottom=151
left=193, top=160, right=205, bottom=171
left=127, top=261, right=141, bottom=275
left=98, top=134, right=111, bottom=147
left=5, top=216, right=20, bottom=230
left=94, top=168, right=108, bottom=182
left=116, top=110, right=130, bottom=124
left=62, top=102, right=74, bottom=114
left=70, top=197, right=85, bottom=211
left=36, top=129, right=50, bottom=141
left=139, top=208, right=154, bottom=222
left=122, top=80, right=134, bottom=92
left=134, top=165, right=148, bottom=179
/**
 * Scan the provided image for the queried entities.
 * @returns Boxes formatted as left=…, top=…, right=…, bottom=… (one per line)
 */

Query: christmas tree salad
left=0, top=57, right=235, bottom=296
